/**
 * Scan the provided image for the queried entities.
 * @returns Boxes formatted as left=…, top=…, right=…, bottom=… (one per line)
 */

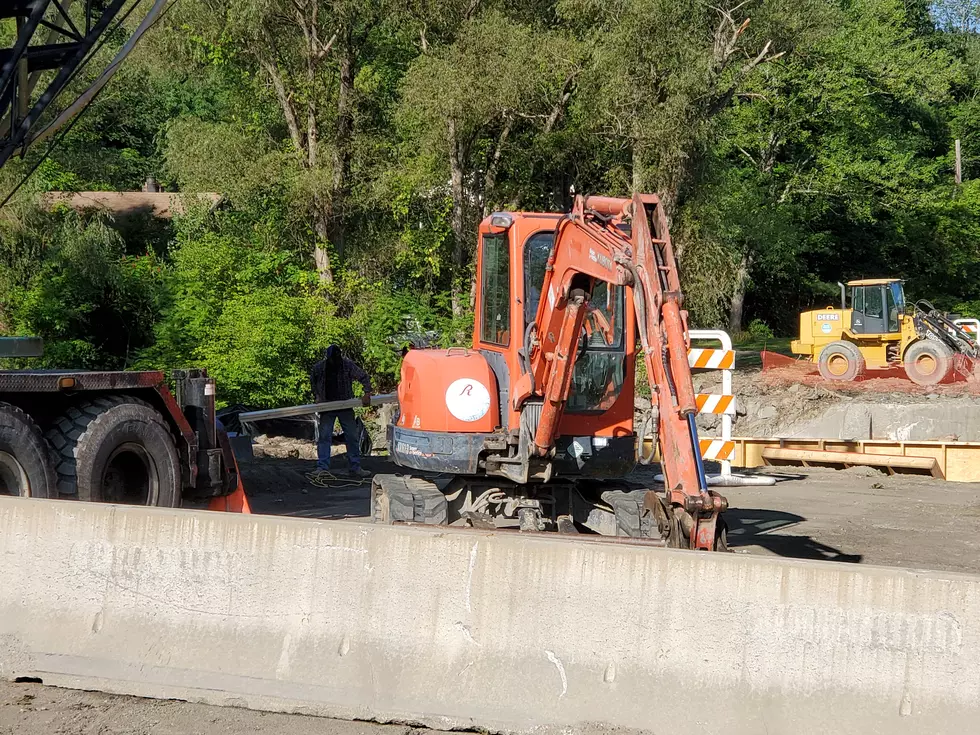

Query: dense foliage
left=3, top=0, right=980, bottom=406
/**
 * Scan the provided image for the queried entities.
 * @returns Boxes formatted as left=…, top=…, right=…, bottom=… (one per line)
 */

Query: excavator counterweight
left=376, top=193, right=727, bottom=549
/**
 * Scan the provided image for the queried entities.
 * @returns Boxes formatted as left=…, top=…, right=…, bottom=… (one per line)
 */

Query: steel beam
left=238, top=394, right=398, bottom=425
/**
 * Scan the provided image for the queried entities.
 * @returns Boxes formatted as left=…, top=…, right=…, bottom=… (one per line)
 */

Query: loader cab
left=847, top=279, right=905, bottom=335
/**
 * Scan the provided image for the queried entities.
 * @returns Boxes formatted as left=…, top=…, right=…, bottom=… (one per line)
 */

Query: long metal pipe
left=239, top=393, right=397, bottom=425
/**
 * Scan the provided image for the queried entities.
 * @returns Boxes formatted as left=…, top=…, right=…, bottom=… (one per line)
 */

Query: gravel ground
left=238, top=453, right=980, bottom=574
left=0, top=680, right=424, bottom=735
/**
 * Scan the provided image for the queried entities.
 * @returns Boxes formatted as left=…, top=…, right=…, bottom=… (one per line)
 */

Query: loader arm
left=518, top=192, right=725, bottom=549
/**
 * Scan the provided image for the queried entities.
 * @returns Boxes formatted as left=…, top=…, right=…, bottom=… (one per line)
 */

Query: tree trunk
left=631, top=142, right=644, bottom=193
left=482, top=116, right=512, bottom=217
left=728, top=252, right=751, bottom=334
left=448, top=118, right=468, bottom=318
left=328, top=44, right=355, bottom=263
left=313, top=204, right=334, bottom=286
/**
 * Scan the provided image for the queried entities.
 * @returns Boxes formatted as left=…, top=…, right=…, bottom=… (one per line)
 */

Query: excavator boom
left=519, top=193, right=725, bottom=548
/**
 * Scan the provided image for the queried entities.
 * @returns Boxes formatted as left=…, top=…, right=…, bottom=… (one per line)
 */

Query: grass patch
left=733, top=336, right=793, bottom=353
left=732, top=336, right=793, bottom=369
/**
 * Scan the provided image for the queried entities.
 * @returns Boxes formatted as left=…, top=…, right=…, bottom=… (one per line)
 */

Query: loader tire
left=904, top=339, right=953, bottom=386
left=46, top=396, right=181, bottom=507
left=817, top=340, right=865, bottom=382
left=0, top=403, right=56, bottom=498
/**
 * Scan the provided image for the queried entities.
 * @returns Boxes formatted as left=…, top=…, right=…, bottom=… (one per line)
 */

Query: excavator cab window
left=524, top=231, right=552, bottom=324
left=524, top=231, right=625, bottom=413
left=481, top=233, right=510, bottom=345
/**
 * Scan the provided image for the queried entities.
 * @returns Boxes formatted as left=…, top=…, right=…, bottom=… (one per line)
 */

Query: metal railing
left=0, top=336, right=43, bottom=359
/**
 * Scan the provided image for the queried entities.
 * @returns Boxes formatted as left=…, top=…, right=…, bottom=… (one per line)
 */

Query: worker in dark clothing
left=309, top=345, right=372, bottom=477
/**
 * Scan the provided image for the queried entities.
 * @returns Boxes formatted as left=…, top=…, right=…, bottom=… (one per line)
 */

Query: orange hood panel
left=397, top=349, right=500, bottom=434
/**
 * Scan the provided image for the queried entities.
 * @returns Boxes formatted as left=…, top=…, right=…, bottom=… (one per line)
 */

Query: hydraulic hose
left=637, top=406, right=659, bottom=465
left=687, top=413, right=709, bottom=492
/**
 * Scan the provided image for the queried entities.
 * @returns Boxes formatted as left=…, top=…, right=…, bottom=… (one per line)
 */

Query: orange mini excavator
left=373, top=193, right=728, bottom=550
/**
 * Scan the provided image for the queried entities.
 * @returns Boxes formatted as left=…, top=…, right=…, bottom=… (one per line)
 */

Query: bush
left=196, top=288, right=338, bottom=407
left=747, top=318, right=774, bottom=341
left=143, top=209, right=339, bottom=407
left=340, top=281, right=458, bottom=390
left=0, top=209, right=165, bottom=368
left=953, top=301, right=980, bottom=319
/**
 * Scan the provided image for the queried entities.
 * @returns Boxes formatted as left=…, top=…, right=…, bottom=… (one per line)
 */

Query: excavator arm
left=516, top=192, right=726, bottom=549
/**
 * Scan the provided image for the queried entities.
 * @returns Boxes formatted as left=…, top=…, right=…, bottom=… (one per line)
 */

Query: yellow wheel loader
left=791, top=279, right=980, bottom=386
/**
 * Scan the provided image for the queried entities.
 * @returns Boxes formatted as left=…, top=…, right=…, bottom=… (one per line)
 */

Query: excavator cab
left=378, top=194, right=727, bottom=550
left=416, top=212, right=637, bottom=477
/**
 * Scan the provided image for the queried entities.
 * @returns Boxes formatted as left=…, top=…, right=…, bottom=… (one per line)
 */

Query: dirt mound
left=251, top=434, right=319, bottom=460
left=759, top=351, right=980, bottom=396
left=691, top=371, right=842, bottom=438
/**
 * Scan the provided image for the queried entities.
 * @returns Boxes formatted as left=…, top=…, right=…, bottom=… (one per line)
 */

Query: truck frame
left=0, top=337, right=243, bottom=507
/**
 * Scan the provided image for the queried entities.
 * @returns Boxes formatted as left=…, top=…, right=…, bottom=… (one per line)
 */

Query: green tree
left=396, top=12, right=581, bottom=313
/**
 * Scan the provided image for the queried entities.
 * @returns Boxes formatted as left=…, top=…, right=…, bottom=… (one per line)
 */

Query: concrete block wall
left=1, top=497, right=979, bottom=734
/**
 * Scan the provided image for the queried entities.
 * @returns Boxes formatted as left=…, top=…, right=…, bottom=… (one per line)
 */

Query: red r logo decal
left=460, top=384, right=473, bottom=396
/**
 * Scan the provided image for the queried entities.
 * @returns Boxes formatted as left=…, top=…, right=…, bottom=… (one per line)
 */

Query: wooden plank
left=945, top=446, right=980, bottom=482
left=761, top=447, right=943, bottom=479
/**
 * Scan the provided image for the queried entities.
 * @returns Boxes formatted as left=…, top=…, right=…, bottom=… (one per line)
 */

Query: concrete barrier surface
left=1, top=496, right=979, bottom=734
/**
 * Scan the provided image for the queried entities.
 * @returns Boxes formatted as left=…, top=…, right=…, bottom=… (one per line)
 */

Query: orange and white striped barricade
left=688, top=330, right=736, bottom=477
left=955, top=318, right=979, bottom=343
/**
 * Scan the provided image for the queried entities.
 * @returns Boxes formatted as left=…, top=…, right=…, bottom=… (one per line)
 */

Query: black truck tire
left=0, top=402, right=56, bottom=498
left=904, top=339, right=954, bottom=386
left=46, top=396, right=181, bottom=507
left=817, top=340, right=865, bottom=382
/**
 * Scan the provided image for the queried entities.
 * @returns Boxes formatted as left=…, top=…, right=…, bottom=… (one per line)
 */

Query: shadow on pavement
left=726, top=507, right=863, bottom=563
left=239, top=455, right=397, bottom=519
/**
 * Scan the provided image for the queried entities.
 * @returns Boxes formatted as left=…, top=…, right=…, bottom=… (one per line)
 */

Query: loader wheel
left=904, top=340, right=953, bottom=386
left=46, top=396, right=181, bottom=506
left=0, top=403, right=55, bottom=498
left=817, top=341, right=865, bottom=382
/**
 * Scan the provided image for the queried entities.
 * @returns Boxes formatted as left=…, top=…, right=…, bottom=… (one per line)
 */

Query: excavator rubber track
left=372, top=473, right=670, bottom=541
left=372, top=474, right=448, bottom=525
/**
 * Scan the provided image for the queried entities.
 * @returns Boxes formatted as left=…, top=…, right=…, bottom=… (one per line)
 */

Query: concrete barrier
left=1, top=496, right=979, bottom=734
left=771, top=401, right=980, bottom=442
